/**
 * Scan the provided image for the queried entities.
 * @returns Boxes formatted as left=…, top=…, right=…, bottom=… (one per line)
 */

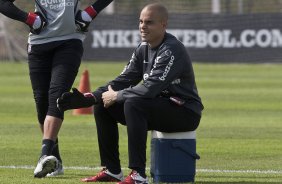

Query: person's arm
left=75, top=0, right=114, bottom=32
left=91, top=0, right=114, bottom=15
left=0, top=0, right=46, bottom=34
left=0, top=0, right=27, bottom=22
left=93, top=49, right=143, bottom=104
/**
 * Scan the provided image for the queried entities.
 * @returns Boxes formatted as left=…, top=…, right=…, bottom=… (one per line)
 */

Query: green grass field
left=0, top=62, right=282, bottom=184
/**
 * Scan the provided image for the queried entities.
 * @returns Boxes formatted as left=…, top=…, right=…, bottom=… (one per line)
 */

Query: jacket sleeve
left=91, top=0, right=114, bottom=13
left=116, top=45, right=183, bottom=103
left=0, top=0, right=27, bottom=22
left=93, top=50, right=143, bottom=104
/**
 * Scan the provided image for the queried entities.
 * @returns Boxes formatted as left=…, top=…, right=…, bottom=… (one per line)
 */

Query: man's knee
left=47, top=107, right=64, bottom=121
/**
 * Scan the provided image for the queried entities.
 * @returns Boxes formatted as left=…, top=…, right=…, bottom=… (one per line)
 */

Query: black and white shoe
left=34, top=155, right=58, bottom=178
left=46, top=160, right=64, bottom=177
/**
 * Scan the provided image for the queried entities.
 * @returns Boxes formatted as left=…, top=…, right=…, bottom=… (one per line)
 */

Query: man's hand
left=75, top=6, right=97, bottom=32
left=25, top=12, right=46, bottom=34
left=57, top=88, right=96, bottom=111
left=102, top=85, right=118, bottom=108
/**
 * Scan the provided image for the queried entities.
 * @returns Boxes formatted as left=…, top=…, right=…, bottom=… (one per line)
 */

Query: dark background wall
left=83, top=13, right=282, bottom=63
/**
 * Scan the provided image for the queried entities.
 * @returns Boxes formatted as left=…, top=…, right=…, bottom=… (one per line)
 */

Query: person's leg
left=35, top=105, right=63, bottom=176
left=123, top=98, right=148, bottom=178
left=148, top=97, right=201, bottom=132
left=94, top=102, right=126, bottom=174
left=28, top=42, right=59, bottom=178
left=43, top=39, right=83, bottom=151
left=29, top=39, right=83, bottom=178
left=81, top=103, right=126, bottom=182
left=46, top=138, right=64, bottom=177
left=51, top=138, right=62, bottom=164
left=44, top=39, right=82, bottom=177
left=124, top=97, right=201, bottom=178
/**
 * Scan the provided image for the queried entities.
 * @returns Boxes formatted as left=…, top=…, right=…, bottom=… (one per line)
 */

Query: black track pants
left=28, top=39, right=83, bottom=123
left=94, top=97, right=201, bottom=171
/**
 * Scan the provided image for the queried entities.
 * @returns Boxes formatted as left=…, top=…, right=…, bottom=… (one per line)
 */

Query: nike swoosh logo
left=76, top=20, right=86, bottom=27
left=42, top=144, right=46, bottom=149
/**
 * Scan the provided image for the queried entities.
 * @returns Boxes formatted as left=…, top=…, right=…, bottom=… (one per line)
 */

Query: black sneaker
left=34, top=155, right=58, bottom=178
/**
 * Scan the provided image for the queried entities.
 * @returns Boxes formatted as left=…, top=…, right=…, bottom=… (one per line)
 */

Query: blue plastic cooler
left=150, top=131, right=200, bottom=183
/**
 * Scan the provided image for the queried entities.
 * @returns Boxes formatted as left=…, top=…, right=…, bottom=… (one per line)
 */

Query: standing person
left=0, top=0, right=114, bottom=178
left=57, top=2, right=204, bottom=184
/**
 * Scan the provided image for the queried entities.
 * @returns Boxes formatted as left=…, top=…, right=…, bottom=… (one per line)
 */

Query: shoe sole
left=34, top=158, right=57, bottom=178
left=46, top=170, right=64, bottom=177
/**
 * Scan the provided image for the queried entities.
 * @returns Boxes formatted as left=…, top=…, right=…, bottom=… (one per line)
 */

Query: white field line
left=197, top=169, right=282, bottom=174
left=1, top=165, right=282, bottom=174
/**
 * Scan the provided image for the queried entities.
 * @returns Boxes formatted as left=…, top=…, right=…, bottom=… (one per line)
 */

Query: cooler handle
left=172, top=141, right=200, bottom=160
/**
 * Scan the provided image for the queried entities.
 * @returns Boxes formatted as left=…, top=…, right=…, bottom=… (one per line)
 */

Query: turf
left=0, top=62, right=281, bottom=183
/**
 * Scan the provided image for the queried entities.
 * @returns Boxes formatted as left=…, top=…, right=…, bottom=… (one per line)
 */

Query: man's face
left=139, top=8, right=166, bottom=48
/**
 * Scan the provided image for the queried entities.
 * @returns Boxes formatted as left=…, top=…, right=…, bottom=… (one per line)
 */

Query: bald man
left=57, top=3, right=204, bottom=184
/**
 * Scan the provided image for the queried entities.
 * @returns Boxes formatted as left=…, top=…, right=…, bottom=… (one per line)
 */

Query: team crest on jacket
left=165, top=49, right=172, bottom=57
left=143, top=73, right=149, bottom=81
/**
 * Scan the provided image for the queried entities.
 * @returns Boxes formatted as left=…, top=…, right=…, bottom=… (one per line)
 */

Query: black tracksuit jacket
left=93, top=32, right=204, bottom=116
